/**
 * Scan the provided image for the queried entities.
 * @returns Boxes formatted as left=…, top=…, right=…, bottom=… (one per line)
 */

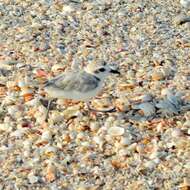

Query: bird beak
left=110, top=69, right=120, bottom=74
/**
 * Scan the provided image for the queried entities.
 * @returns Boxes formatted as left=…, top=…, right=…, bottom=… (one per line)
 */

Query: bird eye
left=99, top=68, right=106, bottom=72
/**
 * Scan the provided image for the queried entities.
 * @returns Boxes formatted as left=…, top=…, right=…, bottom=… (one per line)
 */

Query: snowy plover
left=44, top=62, right=120, bottom=121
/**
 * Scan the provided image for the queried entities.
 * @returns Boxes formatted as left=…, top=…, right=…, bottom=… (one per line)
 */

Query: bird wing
left=45, top=71, right=100, bottom=93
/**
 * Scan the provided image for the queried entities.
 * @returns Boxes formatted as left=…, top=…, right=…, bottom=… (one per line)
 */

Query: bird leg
left=45, top=99, right=52, bottom=122
left=86, top=101, right=116, bottom=113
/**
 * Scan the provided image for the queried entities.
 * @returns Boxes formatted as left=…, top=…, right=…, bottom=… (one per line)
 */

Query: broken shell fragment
left=107, top=126, right=125, bottom=136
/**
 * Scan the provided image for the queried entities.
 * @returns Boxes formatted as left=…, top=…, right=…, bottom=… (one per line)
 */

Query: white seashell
left=183, top=120, right=190, bottom=127
left=51, top=64, right=64, bottom=72
left=23, top=140, right=32, bottom=149
left=0, top=123, right=12, bottom=132
left=18, top=80, right=26, bottom=88
left=120, top=136, right=132, bottom=146
left=51, top=111, right=63, bottom=123
left=77, top=132, right=85, bottom=140
left=28, top=173, right=38, bottom=184
left=62, top=5, right=74, bottom=14
left=41, top=130, right=52, bottom=141
left=118, top=148, right=129, bottom=156
left=127, top=143, right=137, bottom=152
left=144, top=160, right=156, bottom=169
left=107, top=126, right=125, bottom=136
left=10, top=129, right=26, bottom=138
left=7, top=106, right=19, bottom=116
left=133, top=102, right=156, bottom=117
left=81, top=141, right=90, bottom=147
left=93, top=136, right=104, bottom=149
left=149, top=151, right=159, bottom=159
left=20, top=88, right=33, bottom=96
left=43, top=146, right=57, bottom=154
left=6, top=81, right=17, bottom=88
left=171, top=128, right=183, bottom=137
left=38, top=105, right=47, bottom=113
left=153, top=158, right=161, bottom=164
left=90, top=122, right=100, bottom=132
left=25, top=97, right=40, bottom=106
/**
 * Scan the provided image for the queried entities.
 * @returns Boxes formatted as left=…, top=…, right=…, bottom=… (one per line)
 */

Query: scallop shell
left=107, top=126, right=125, bottom=136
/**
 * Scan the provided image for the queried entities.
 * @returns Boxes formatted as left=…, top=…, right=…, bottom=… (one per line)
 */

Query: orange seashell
left=141, top=138, right=151, bottom=145
left=0, top=86, right=7, bottom=96
left=46, top=164, right=56, bottom=182
left=23, top=93, right=34, bottom=102
left=111, top=160, right=127, bottom=169
left=14, top=85, right=21, bottom=91
left=118, top=84, right=135, bottom=91
left=27, top=108, right=36, bottom=117
left=36, top=69, right=48, bottom=78
left=35, top=141, right=49, bottom=147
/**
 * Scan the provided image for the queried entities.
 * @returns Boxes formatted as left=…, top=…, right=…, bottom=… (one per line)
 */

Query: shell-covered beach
left=0, top=0, right=190, bottom=189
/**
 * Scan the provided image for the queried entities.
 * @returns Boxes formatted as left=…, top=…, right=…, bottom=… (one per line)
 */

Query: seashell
left=111, top=160, right=127, bottom=169
left=151, top=71, right=165, bottom=81
left=144, top=160, right=156, bottom=169
left=127, top=143, right=137, bottom=152
left=35, top=69, right=48, bottom=78
left=77, top=132, right=86, bottom=140
left=7, top=105, right=19, bottom=116
left=23, top=93, right=34, bottom=102
left=17, top=80, right=26, bottom=88
left=0, top=123, right=12, bottom=132
left=183, top=120, right=190, bottom=127
left=51, top=64, right=65, bottom=73
left=93, top=136, right=104, bottom=149
left=63, top=105, right=81, bottom=120
left=120, top=136, right=132, bottom=146
left=62, top=133, right=71, bottom=144
left=107, top=126, right=125, bottom=136
left=10, top=129, right=26, bottom=138
left=90, top=122, right=100, bottom=132
left=41, top=130, right=52, bottom=141
left=0, top=86, right=6, bottom=97
left=28, top=173, right=38, bottom=184
left=51, top=111, right=63, bottom=123
left=118, top=148, right=129, bottom=156
left=46, top=163, right=56, bottom=182
left=20, top=87, right=33, bottom=96
left=23, top=140, right=32, bottom=149
left=133, top=102, right=156, bottom=117
left=171, top=128, right=183, bottom=137
left=81, top=141, right=90, bottom=147
left=43, top=146, right=57, bottom=157
left=136, top=144, right=145, bottom=154
left=62, top=5, right=74, bottom=14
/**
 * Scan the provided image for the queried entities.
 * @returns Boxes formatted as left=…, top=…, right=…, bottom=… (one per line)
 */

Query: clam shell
left=107, top=126, right=125, bottom=136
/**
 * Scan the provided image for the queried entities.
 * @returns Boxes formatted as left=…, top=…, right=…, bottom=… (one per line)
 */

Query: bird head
left=85, top=62, right=120, bottom=79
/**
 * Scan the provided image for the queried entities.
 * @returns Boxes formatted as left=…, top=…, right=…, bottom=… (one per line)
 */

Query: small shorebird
left=43, top=62, right=120, bottom=121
